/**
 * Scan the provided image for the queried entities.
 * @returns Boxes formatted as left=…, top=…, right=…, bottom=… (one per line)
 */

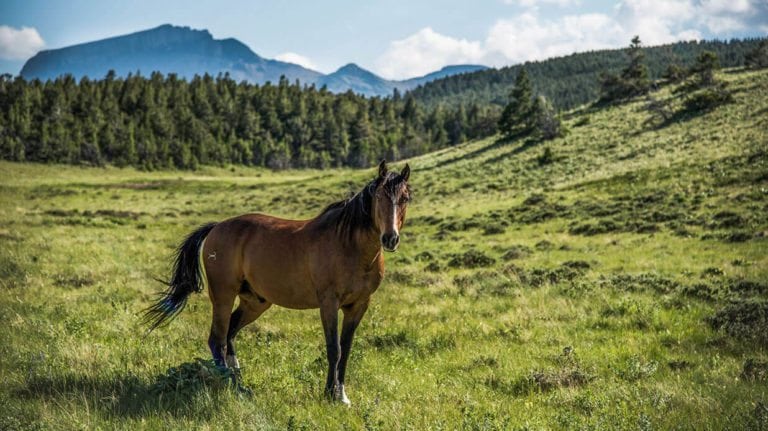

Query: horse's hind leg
left=208, top=283, right=238, bottom=369
left=226, top=292, right=272, bottom=371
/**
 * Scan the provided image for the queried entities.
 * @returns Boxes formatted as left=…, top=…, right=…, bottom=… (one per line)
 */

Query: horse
left=144, top=160, right=411, bottom=405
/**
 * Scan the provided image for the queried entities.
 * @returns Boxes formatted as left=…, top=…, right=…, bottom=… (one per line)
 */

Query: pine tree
left=498, top=68, right=534, bottom=137
left=532, top=95, right=563, bottom=140
left=745, top=40, right=768, bottom=69
left=599, top=36, right=651, bottom=102
left=622, top=36, right=651, bottom=95
left=691, top=51, right=720, bottom=87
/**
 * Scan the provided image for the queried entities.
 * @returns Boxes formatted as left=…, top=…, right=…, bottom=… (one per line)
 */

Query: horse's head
left=372, top=160, right=411, bottom=252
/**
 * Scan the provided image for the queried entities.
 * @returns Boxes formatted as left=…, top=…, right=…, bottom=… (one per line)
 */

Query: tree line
left=1, top=38, right=765, bottom=170
left=0, top=72, right=498, bottom=169
left=410, top=37, right=768, bottom=111
left=497, top=36, right=767, bottom=142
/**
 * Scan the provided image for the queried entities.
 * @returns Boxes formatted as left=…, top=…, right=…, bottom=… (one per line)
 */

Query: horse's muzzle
left=381, top=232, right=400, bottom=252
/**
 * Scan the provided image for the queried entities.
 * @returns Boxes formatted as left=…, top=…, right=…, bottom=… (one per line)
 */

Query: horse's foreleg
left=319, top=299, right=340, bottom=400
left=336, top=300, right=370, bottom=405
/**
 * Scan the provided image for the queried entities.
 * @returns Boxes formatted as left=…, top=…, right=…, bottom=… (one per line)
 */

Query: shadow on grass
left=420, top=132, right=531, bottom=171
left=481, top=137, right=542, bottom=166
left=15, top=362, right=236, bottom=420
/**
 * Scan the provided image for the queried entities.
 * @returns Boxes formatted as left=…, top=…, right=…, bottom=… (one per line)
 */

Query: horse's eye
left=399, top=196, right=410, bottom=205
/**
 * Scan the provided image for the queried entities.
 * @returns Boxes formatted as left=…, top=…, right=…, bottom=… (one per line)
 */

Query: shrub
left=537, top=146, right=555, bottom=166
left=447, top=250, right=496, bottom=268
left=684, top=84, right=733, bottom=112
left=742, top=358, right=768, bottom=382
left=707, top=299, right=768, bottom=345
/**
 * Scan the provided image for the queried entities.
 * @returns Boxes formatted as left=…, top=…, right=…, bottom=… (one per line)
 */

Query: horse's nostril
left=381, top=233, right=399, bottom=250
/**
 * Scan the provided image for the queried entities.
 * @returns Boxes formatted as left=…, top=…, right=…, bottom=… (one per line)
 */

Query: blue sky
left=1, top=0, right=766, bottom=79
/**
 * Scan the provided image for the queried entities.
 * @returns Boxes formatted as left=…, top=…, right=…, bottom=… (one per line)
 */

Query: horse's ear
left=400, top=163, right=410, bottom=182
left=378, top=159, right=388, bottom=178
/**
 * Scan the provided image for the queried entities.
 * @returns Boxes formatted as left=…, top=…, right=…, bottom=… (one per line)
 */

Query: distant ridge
left=407, top=37, right=768, bottom=110
left=20, top=24, right=488, bottom=97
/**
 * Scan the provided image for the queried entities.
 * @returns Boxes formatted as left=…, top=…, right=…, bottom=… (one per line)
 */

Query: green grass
left=1, top=69, right=767, bottom=430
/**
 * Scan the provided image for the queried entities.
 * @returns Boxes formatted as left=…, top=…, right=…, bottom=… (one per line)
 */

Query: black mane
left=317, top=172, right=407, bottom=239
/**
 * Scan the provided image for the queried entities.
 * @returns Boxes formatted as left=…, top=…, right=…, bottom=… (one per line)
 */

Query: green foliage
left=536, top=146, right=555, bottom=166
left=708, top=299, right=768, bottom=345
left=532, top=95, right=564, bottom=140
left=0, top=72, right=495, bottom=169
left=599, top=36, right=651, bottom=103
left=498, top=68, right=534, bottom=137
left=745, top=39, right=768, bottom=69
left=662, top=63, right=687, bottom=83
left=0, top=68, right=766, bottom=430
left=690, top=50, right=721, bottom=87
left=683, top=84, right=734, bottom=112
left=410, top=37, right=765, bottom=111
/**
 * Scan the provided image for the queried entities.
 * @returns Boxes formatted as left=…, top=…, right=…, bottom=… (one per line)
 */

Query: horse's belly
left=248, top=273, right=319, bottom=309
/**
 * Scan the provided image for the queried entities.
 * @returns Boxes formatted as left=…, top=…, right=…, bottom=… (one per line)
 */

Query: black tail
left=143, top=222, right=217, bottom=332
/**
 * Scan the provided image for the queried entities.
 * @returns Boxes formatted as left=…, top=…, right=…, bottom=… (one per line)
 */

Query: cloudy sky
left=1, top=0, right=766, bottom=79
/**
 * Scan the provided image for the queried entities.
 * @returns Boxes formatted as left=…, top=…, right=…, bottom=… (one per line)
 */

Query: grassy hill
left=0, top=68, right=766, bottom=430
left=409, top=38, right=766, bottom=110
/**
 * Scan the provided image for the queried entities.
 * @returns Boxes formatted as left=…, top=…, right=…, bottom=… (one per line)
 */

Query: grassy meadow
left=1, top=68, right=767, bottom=430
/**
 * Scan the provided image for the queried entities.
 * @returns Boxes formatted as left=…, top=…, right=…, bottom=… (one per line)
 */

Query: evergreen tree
left=498, top=68, right=534, bottom=137
left=532, top=95, right=563, bottom=140
left=599, top=36, right=651, bottom=102
left=691, top=51, right=720, bottom=87
left=745, top=40, right=768, bottom=69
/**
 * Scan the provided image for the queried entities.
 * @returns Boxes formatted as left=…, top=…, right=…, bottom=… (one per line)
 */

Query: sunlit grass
left=1, top=68, right=767, bottom=429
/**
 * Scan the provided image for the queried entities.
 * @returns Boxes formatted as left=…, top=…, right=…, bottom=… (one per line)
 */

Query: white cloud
left=374, top=27, right=485, bottom=79
left=503, top=0, right=580, bottom=7
left=700, top=0, right=753, bottom=14
left=614, top=0, right=708, bottom=45
left=374, top=0, right=765, bottom=79
left=275, top=52, right=320, bottom=71
left=485, top=12, right=625, bottom=64
left=0, top=25, right=45, bottom=60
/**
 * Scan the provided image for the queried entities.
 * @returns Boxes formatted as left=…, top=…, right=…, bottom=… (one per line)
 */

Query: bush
left=742, top=358, right=768, bottom=382
left=707, top=299, right=768, bottom=345
left=447, top=249, right=496, bottom=268
left=684, top=84, right=733, bottom=112
left=537, top=147, right=555, bottom=166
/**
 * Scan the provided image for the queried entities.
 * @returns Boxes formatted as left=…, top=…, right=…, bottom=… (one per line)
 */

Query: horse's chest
left=337, top=267, right=382, bottom=303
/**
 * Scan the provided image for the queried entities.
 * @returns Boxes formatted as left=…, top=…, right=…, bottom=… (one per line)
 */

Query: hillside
left=19, top=24, right=486, bottom=97
left=0, top=68, right=766, bottom=429
left=409, top=37, right=766, bottom=110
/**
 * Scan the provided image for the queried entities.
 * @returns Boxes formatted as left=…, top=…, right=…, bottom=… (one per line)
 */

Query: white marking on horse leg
left=225, top=354, right=240, bottom=369
left=335, top=384, right=351, bottom=406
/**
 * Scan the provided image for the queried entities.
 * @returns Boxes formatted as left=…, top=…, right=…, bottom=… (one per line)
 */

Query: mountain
left=319, top=63, right=394, bottom=95
left=19, top=24, right=487, bottom=97
left=20, top=24, right=322, bottom=85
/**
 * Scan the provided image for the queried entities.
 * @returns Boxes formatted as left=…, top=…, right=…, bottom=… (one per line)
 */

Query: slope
left=409, top=37, right=766, bottom=110
left=0, top=68, right=766, bottom=430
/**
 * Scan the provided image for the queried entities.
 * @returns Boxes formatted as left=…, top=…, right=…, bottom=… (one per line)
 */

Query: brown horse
left=145, top=160, right=411, bottom=404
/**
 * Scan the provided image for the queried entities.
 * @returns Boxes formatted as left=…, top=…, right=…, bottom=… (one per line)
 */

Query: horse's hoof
left=236, top=384, right=254, bottom=398
left=334, top=385, right=351, bottom=406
